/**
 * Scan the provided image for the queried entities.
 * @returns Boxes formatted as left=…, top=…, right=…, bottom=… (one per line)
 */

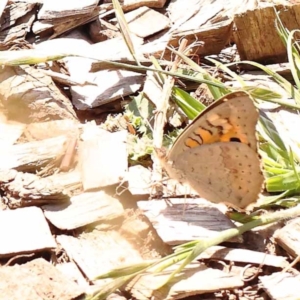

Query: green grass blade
left=228, top=61, right=300, bottom=108
left=112, top=0, right=140, bottom=66
left=202, top=73, right=230, bottom=99
left=172, top=87, right=206, bottom=119
left=94, top=261, right=155, bottom=280
left=275, top=10, right=289, bottom=48
left=266, top=170, right=300, bottom=192
left=258, top=191, right=291, bottom=206
left=206, top=57, right=247, bottom=87
left=258, top=114, right=287, bottom=152
left=159, top=206, right=300, bottom=287
left=86, top=276, right=135, bottom=300
left=287, top=29, right=300, bottom=92
left=288, top=146, right=300, bottom=184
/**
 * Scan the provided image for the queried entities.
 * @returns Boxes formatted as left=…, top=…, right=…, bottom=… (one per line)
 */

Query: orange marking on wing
left=185, top=138, right=200, bottom=148
left=219, top=128, right=249, bottom=143
left=194, top=127, right=221, bottom=144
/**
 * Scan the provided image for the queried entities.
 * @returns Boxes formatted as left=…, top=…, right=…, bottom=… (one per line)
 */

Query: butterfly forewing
left=168, top=92, right=259, bottom=161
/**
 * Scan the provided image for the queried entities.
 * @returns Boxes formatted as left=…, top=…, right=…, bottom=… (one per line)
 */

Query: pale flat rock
left=71, top=69, right=144, bottom=109
left=0, top=207, right=56, bottom=258
left=80, top=125, right=128, bottom=190
left=198, top=245, right=288, bottom=268
left=260, top=272, right=300, bottom=300
left=43, top=190, right=124, bottom=230
left=127, top=262, right=244, bottom=300
left=274, top=217, right=300, bottom=257
left=57, top=230, right=144, bottom=280
left=137, top=198, right=241, bottom=245
left=122, top=6, right=170, bottom=38
left=0, top=258, right=84, bottom=300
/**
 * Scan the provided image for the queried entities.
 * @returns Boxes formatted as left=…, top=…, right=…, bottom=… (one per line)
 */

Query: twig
left=151, top=39, right=188, bottom=195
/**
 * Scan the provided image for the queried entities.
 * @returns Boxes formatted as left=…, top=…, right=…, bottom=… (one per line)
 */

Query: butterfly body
left=158, top=92, right=264, bottom=209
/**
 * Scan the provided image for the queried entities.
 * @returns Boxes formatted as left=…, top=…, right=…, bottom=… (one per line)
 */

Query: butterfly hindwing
left=174, top=142, right=263, bottom=208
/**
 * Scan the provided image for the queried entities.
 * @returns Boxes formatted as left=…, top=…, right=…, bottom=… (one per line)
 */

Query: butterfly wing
left=159, top=91, right=263, bottom=208
left=168, top=91, right=259, bottom=160
left=173, top=142, right=264, bottom=208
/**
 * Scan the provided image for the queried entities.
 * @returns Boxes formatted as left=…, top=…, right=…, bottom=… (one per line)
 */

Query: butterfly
left=156, top=91, right=264, bottom=209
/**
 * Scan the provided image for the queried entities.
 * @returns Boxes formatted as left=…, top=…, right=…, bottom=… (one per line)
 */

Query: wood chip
left=260, top=272, right=300, bottom=300
left=0, top=135, right=67, bottom=171
left=43, top=190, right=124, bottom=230
left=90, top=35, right=144, bottom=65
left=122, top=6, right=170, bottom=38
left=0, top=122, right=25, bottom=146
left=137, top=198, right=242, bottom=245
left=57, top=230, right=144, bottom=280
left=0, top=66, right=77, bottom=123
left=56, top=262, right=89, bottom=289
left=0, top=169, right=70, bottom=208
left=80, top=126, right=128, bottom=190
left=71, top=69, right=144, bottom=109
left=127, top=165, right=152, bottom=195
left=233, top=4, right=300, bottom=63
left=1, top=1, right=36, bottom=31
left=274, top=217, right=300, bottom=257
left=167, top=0, right=233, bottom=56
left=23, top=119, right=79, bottom=141
left=127, top=262, right=244, bottom=300
left=198, top=245, right=289, bottom=268
left=89, top=18, right=120, bottom=42
left=0, top=207, right=56, bottom=258
left=38, top=0, right=99, bottom=19
left=0, top=258, right=84, bottom=300
left=124, top=0, right=167, bottom=10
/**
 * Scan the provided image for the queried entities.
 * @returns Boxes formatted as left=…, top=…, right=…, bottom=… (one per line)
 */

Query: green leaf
left=127, top=92, right=154, bottom=135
